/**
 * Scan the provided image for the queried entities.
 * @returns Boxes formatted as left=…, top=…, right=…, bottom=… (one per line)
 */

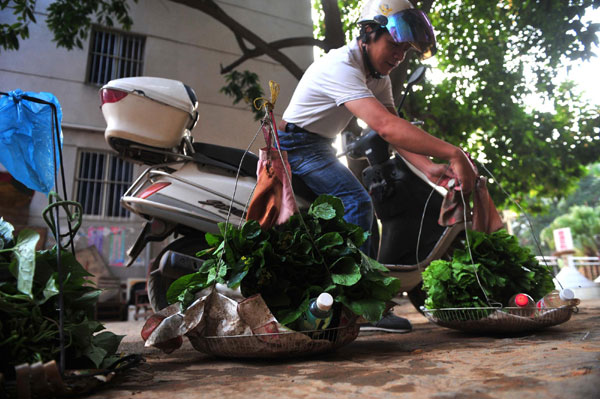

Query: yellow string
left=253, top=80, right=280, bottom=112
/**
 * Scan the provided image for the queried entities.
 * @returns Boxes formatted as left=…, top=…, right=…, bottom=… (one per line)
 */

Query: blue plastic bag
left=0, top=89, right=63, bottom=194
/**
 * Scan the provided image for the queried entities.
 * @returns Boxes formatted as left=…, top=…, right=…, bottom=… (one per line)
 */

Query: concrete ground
left=91, top=298, right=600, bottom=399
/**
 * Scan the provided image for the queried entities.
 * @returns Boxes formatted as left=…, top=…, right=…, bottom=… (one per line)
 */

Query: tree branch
left=169, top=0, right=305, bottom=79
left=233, top=32, right=249, bottom=53
left=220, top=37, right=328, bottom=74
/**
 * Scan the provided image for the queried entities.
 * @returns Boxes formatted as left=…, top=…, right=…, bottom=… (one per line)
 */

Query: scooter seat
left=192, top=142, right=258, bottom=177
left=192, top=142, right=317, bottom=205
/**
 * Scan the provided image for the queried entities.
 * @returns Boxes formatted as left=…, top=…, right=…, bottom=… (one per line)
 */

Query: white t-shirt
left=282, top=39, right=395, bottom=139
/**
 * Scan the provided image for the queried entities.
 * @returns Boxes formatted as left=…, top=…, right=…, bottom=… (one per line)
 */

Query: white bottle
left=536, top=289, right=580, bottom=309
left=296, top=293, right=334, bottom=331
left=507, top=293, right=536, bottom=316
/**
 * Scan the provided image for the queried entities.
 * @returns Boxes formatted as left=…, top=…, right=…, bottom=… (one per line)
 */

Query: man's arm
left=383, top=106, right=454, bottom=185
left=344, top=97, right=477, bottom=192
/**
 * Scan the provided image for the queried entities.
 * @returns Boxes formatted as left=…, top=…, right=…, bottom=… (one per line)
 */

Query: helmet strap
left=361, top=42, right=383, bottom=79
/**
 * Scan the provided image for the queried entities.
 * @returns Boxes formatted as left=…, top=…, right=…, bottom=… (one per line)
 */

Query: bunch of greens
left=167, top=195, right=401, bottom=325
left=423, top=229, right=555, bottom=310
left=0, top=218, right=123, bottom=377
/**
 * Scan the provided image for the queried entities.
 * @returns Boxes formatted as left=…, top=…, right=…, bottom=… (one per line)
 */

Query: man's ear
left=361, top=25, right=374, bottom=44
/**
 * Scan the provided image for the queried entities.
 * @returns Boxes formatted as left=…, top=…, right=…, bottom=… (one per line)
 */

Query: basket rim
left=421, top=305, right=575, bottom=311
left=201, top=324, right=358, bottom=340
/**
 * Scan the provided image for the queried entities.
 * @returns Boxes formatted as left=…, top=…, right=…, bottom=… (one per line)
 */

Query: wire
left=415, top=162, right=452, bottom=269
left=477, top=162, right=563, bottom=289
left=457, top=183, right=500, bottom=307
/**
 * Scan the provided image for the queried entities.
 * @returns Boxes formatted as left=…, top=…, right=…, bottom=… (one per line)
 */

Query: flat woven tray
left=423, top=306, right=575, bottom=333
left=188, top=323, right=360, bottom=358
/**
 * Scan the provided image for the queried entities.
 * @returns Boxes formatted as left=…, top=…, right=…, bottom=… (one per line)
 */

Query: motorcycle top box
left=100, top=77, right=199, bottom=164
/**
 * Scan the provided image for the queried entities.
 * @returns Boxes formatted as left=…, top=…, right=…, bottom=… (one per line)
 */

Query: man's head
left=358, top=0, right=436, bottom=77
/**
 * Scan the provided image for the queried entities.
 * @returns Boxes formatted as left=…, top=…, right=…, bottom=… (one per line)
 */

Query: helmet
left=358, top=0, right=437, bottom=60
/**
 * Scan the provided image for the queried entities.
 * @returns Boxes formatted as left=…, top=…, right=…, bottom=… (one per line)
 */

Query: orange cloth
left=246, top=148, right=297, bottom=229
left=438, top=176, right=504, bottom=233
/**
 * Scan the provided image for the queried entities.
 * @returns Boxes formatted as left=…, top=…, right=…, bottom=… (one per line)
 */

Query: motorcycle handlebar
left=339, top=120, right=425, bottom=161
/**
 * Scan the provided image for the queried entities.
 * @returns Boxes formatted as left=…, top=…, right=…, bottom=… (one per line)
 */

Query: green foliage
left=0, top=217, right=15, bottom=250
left=167, top=195, right=401, bottom=325
left=0, top=218, right=123, bottom=376
left=3, top=0, right=599, bottom=212
left=540, top=205, right=600, bottom=256
left=0, top=0, right=136, bottom=52
left=12, top=229, right=39, bottom=298
left=422, top=229, right=555, bottom=310
left=46, top=0, right=136, bottom=49
left=513, top=163, right=600, bottom=254
left=408, top=0, right=600, bottom=213
left=220, top=70, right=265, bottom=121
left=312, top=0, right=362, bottom=44
left=0, top=0, right=36, bottom=51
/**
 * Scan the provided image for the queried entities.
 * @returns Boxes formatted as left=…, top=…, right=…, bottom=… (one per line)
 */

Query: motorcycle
left=99, top=67, right=465, bottom=312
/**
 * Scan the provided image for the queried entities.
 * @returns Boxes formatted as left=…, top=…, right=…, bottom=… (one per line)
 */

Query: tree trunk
left=321, top=0, right=346, bottom=49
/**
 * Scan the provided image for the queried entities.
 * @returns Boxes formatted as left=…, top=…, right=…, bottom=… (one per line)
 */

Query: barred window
left=87, top=26, right=145, bottom=85
left=75, top=150, right=134, bottom=218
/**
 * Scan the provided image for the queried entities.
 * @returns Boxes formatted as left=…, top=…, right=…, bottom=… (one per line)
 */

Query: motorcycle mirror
left=396, top=66, right=427, bottom=114
left=406, top=66, right=426, bottom=87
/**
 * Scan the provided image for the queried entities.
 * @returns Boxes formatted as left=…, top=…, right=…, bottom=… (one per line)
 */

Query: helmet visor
left=386, top=9, right=437, bottom=60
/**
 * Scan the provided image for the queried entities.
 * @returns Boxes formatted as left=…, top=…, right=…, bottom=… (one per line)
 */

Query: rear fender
left=126, top=219, right=175, bottom=266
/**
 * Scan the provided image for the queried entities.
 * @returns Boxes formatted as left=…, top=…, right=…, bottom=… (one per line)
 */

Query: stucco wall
left=0, top=0, right=314, bottom=276
left=0, top=0, right=313, bottom=140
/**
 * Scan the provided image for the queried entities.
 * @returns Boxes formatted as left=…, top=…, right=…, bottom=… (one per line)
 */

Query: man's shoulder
left=323, top=41, right=361, bottom=67
left=309, top=42, right=364, bottom=81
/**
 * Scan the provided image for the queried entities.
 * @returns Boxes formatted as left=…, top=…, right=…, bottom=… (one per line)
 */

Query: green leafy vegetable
left=13, top=229, right=40, bottom=298
left=0, top=218, right=123, bottom=376
left=167, top=195, right=401, bottom=325
left=422, top=229, right=555, bottom=311
left=0, top=217, right=14, bottom=250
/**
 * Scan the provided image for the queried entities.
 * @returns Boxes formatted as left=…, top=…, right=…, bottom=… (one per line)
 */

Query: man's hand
left=448, top=150, right=478, bottom=193
left=394, top=149, right=455, bottom=187
left=423, top=162, right=454, bottom=186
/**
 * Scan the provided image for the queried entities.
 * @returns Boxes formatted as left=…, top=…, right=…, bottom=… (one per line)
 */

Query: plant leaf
left=330, top=257, right=361, bottom=286
left=0, top=217, right=15, bottom=250
left=83, top=343, right=108, bottom=368
left=14, top=229, right=40, bottom=298
left=92, top=331, right=124, bottom=360
left=308, top=195, right=345, bottom=220
left=315, top=232, right=343, bottom=250
left=40, top=273, right=60, bottom=304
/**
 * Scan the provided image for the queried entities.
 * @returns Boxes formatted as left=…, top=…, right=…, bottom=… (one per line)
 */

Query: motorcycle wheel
left=147, top=236, right=208, bottom=312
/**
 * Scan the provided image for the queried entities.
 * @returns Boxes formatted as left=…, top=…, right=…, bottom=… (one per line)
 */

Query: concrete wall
left=0, top=0, right=313, bottom=278
left=1, top=0, right=313, bottom=139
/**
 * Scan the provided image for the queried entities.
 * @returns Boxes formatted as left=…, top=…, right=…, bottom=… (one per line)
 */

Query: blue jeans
left=277, top=130, right=373, bottom=254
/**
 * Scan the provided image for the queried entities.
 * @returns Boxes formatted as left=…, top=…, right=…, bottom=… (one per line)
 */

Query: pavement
left=90, top=297, right=600, bottom=399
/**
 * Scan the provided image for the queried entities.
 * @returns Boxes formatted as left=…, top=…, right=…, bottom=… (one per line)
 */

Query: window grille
left=87, top=26, right=145, bottom=85
left=75, top=150, right=134, bottom=218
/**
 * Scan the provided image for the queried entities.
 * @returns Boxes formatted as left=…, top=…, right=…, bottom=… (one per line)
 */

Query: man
left=278, top=0, right=477, bottom=333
